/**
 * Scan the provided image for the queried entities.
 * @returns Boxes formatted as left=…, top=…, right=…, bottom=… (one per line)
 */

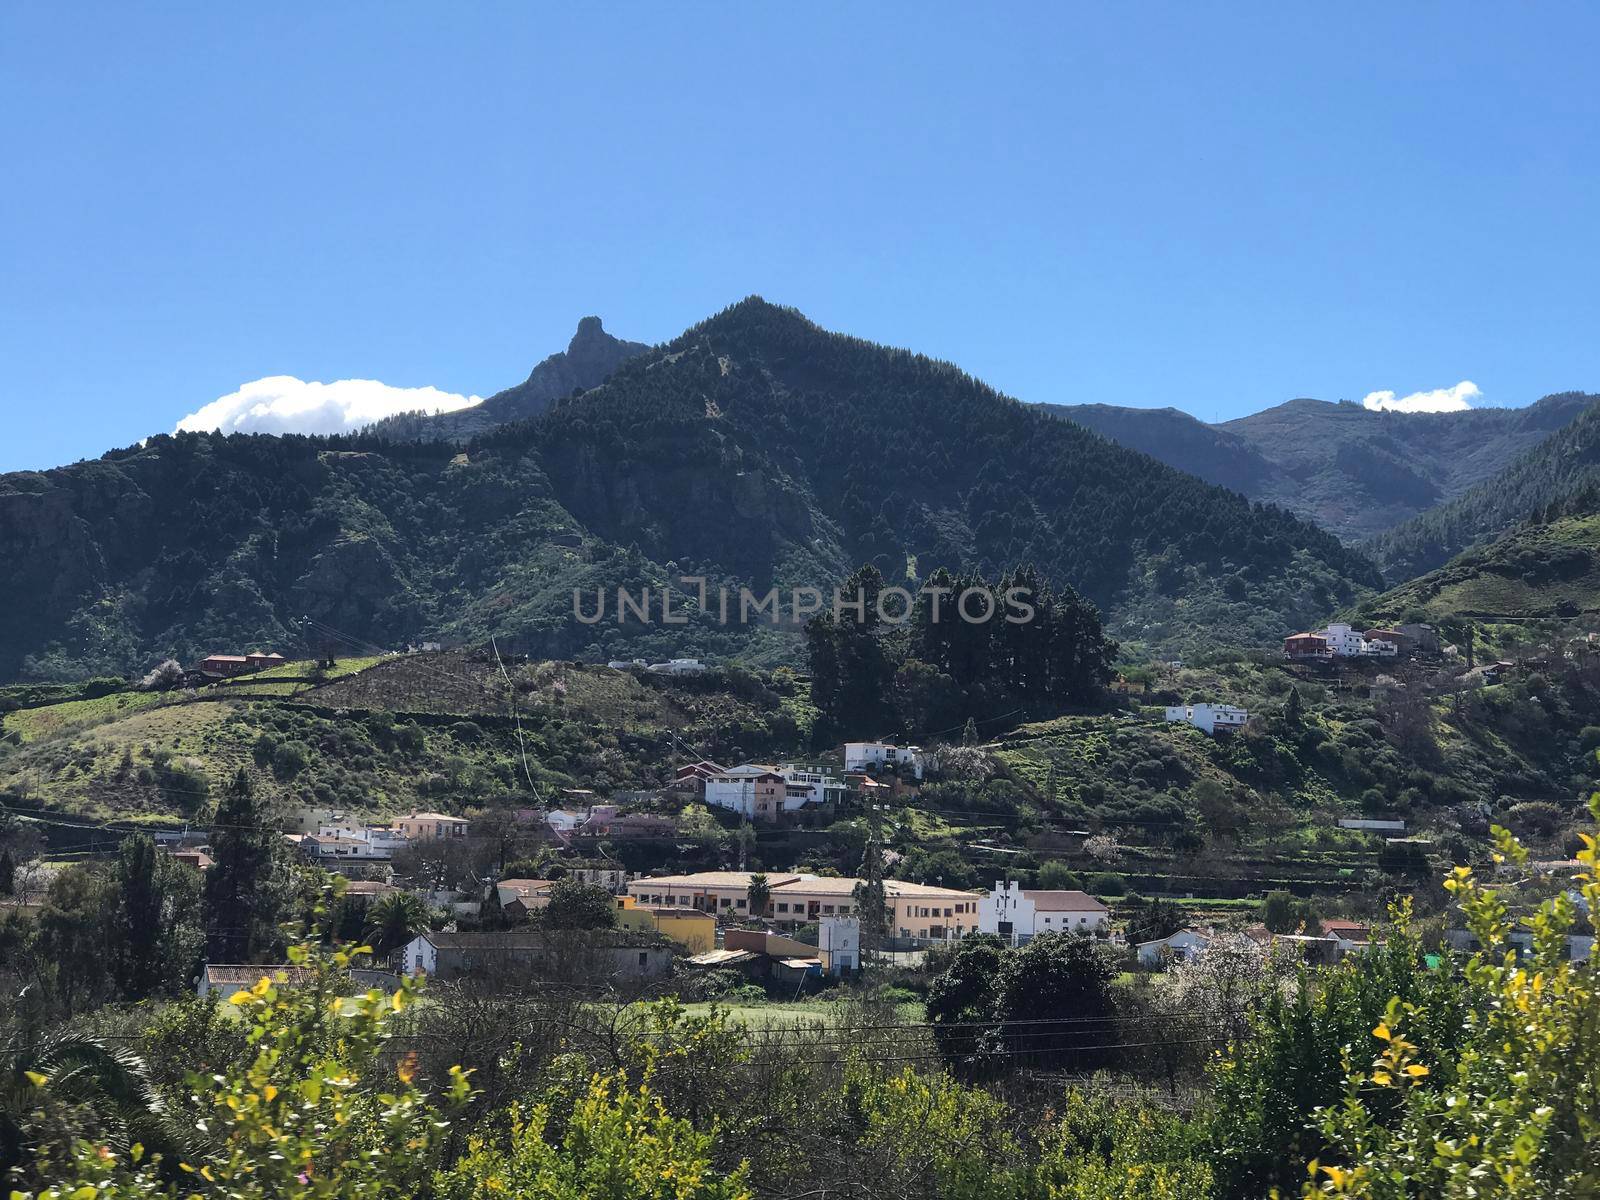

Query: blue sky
left=4, top=3, right=1600, bottom=471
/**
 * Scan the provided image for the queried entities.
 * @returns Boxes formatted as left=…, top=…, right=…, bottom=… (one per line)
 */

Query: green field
left=1, top=690, right=163, bottom=744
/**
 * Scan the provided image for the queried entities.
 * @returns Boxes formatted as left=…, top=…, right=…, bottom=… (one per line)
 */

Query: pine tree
left=113, top=834, right=162, bottom=997
left=204, top=768, right=277, bottom=962
left=852, top=809, right=891, bottom=973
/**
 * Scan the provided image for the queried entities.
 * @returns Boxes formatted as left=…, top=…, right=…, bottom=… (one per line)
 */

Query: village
left=45, top=612, right=1590, bottom=1011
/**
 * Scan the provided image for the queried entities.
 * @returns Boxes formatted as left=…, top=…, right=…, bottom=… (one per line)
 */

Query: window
left=822, top=904, right=834, bottom=914
left=638, top=952, right=648, bottom=967
left=778, top=903, right=790, bottom=913
left=736, top=899, right=747, bottom=908
left=720, top=898, right=732, bottom=908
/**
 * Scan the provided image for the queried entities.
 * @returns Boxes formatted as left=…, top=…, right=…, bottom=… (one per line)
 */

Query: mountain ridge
left=1365, top=393, right=1600, bottom=581
left=0, top=297, right=1380, bottom=680
left=366, top=316, right=649, bottom=441
left=1044, top=391, right=1594, bottom=544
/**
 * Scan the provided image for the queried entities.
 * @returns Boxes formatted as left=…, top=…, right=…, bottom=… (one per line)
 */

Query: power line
left=491, top=635, right=538, bottom=793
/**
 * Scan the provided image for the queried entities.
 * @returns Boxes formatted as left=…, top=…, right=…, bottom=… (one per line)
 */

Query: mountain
left=0, top=298, right=1382, bottom=681
left=1044, top=393, right=1594, bottom=543
left=1035, top=404, right=1276, bottom=493
left=367, top=316, right=648, bottom=441
left=1359, top=493, right=1600, bottom=624
left=1366, top=394, right=1600, bottom=581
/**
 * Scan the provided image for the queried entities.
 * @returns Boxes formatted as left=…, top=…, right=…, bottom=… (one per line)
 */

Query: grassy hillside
left=962, top=648, right=1600, bottom=895
left=0, top=656, right=811, bottom=824
left=1362, top=510, right=1600, bottom=622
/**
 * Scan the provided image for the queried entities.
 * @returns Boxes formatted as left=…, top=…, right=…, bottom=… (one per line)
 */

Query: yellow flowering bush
left=1302, top=794, right=1600, bottom=1198
left=435, top=1072, right=748, bottom=1200
left=12, top=943, right=468, bottom=1199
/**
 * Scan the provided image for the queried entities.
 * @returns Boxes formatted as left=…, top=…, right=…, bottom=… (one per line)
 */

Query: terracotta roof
left=634, top=871, right=802, bottom=889
left=498, top=878, right=554, bottom=896
left=1022, top=889, right=1110, bottom=913
left=204, top=964, right=317, bottom=986
left=423, top=930, right=666, bottom=951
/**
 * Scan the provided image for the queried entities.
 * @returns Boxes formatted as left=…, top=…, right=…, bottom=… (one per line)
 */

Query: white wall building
left=302, top=824, right=409, bottom=862
left=1136, top=929, right=1213, bottom=967
left=545, top=809, right=587, bottom=834
left=819, top=916, right=860, bottom=976
left=1164, top=703, right=1249, bottom=735
left=1320, top=623, right=1398, bottom=658
left=977, top=881, right=1110, bottom=944
left=1339, top=818, right=1407, bottom=833
left=703, top=764, right=847, bottom=820
left=1321, top=623, right=1366, bottom=656
left=842, top=742, right=926, bottom=779
left=648, top=658, right=706, bottom=676
left=776, top=763, right=849, bottom=808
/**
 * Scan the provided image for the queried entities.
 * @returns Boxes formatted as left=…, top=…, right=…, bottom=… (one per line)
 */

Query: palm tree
left=0, top=1030, right=189, bottom=1182
left=362, top=891, right=433, bottom=959
left=747, top=873, right=771, bottom=919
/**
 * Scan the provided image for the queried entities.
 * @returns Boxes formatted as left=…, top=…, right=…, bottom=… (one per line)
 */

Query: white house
left=977, top=881, right=1110, bottom=944
left=544, top=809, right=588, bottom=835
left=1338, top=818, right=1406, bottom=833
left=1136, top=929, right=1212, bottom=967
left=703, top=764, right=847, bottom=821
left=819, top=915, right=860, bottom=976
left=1321, top=623, right=1366, bottom=656
left=842, top=742, right=926, bottom=779
left=775, top=763, right=849, bottom=809
left=1317, top=623, right=1398, bottom=658
left=301, top=824, right=407, bottom=863
left=1164, top=703, right=1249, bottom=735
left=648, top=658, right=706, bottom=676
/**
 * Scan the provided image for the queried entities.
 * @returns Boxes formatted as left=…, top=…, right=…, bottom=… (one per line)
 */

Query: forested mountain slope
left=0, top=299, right=1380, bottom=680
left=1046, top=392, right=1593, bottom=543
left=1034, top=403, right=1276, bottom=493
left=1367, top=395, right=1600, bottom=581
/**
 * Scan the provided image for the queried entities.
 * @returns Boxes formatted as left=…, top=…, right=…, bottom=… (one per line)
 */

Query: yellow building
left=626, top=871, right=980, bottom=942
left=614, top=896, right=716, bottom=954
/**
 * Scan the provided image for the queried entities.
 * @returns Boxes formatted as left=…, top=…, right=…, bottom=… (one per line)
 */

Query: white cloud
left=1361, top=380, right=1481, bottom=414
left=174, top=376, right=482, bottom=437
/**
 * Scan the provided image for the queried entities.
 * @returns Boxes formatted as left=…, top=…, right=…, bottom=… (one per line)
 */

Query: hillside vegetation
left=0, top=655, right=808, bottom=823
left=1368, top=394, right=1600, bottom=581
left=1363, top=505, right=1600, bottom=623
left=0, top=299, right=1379, bottom=681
